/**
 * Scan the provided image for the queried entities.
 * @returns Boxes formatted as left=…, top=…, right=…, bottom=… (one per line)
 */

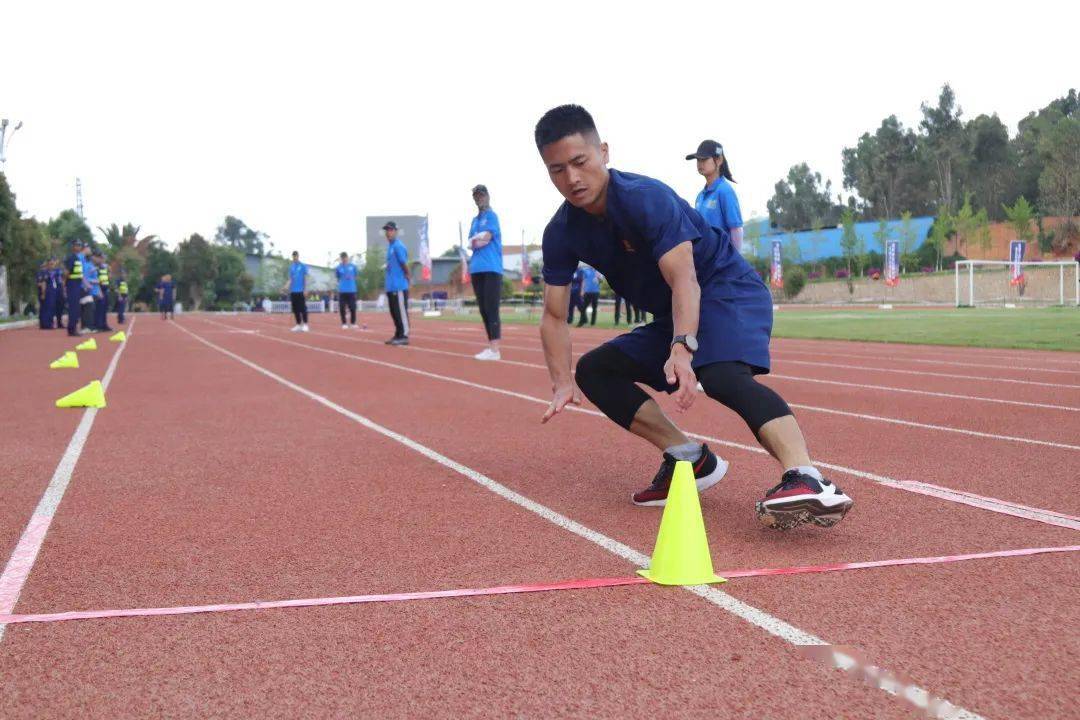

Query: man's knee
left=575, top=345, right=650, bottom=429
left=698, top=361, right=792, bottom=434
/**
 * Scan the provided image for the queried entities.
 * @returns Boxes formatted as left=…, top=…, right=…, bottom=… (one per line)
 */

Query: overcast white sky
left=3, top=0, right=1077, bottom=265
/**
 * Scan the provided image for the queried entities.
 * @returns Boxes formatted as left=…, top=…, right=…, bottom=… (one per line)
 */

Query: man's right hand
left=541, top=383, right=581, bottom=423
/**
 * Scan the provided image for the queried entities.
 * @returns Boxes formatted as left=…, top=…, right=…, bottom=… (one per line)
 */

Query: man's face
left=696, top=157, right=718, bottom=177
left=292, top=254, right=299, bottom=262
left=540, top=133, right=610, bottom=212
left=340, top=254, right=348, bottom=263
left=473, top=192, right=489, bottom=210
left=385, top=228, right=397, bottom=242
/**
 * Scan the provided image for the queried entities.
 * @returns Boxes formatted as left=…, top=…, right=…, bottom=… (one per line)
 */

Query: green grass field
left=435, top=306, right=1080, bottom=352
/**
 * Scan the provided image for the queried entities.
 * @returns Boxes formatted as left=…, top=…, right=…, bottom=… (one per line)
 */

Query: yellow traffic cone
left=49, top=351, right=80, bottom=370
left=75, top=338, right=97, bottom=351
left=637, top=461, right=726, bottom=586
left=109, top=331, right=126, bottom=343
left=55, top=380, right=106, bottom=409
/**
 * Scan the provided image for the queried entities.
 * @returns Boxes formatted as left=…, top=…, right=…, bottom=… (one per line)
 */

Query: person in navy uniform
left=51, top=258, right=66, bottom=329
left=687, top=139, right=744, bottom=251
left=114, top=271, right=129, bottom=324
left=61, top=240, right=86, bottom=336
left=156, top=274, right=175, bottom=320
left=37, top=261, right=57, bottom=329
left=567, top=265, right=584, bottom=325
left=534, top=105, right=853, bottom=530
left=92, top=249, right=113, bottom=333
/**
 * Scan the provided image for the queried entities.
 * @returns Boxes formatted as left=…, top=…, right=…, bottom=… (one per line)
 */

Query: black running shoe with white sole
left=632, top=444, right=729, bottom=507
left=755, top=470, right=853, bottom=530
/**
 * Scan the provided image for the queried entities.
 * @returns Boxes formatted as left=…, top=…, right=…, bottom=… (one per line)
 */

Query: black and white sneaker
left=631, top=443, right=729, bottom=507
left=756, top=470, right=853, bottom=530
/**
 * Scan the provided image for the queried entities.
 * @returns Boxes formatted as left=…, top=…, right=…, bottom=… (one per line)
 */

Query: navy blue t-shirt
left=542, top=169, right=752, bottom=316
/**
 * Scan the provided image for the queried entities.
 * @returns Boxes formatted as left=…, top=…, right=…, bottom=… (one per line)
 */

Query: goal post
left=954, top=260, right=1080, bottom=307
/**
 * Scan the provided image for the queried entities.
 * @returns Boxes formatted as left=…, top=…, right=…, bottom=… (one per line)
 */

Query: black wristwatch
left=671, top=334, right=699, bottom=353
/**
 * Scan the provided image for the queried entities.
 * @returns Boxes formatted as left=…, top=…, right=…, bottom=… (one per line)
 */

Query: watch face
left=686, top=335, right=699, bottom=352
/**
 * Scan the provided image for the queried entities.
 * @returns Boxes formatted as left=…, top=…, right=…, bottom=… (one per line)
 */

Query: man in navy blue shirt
left=534, top=105, right=852, bottom=530
left=567, top=265, right=584, bottom=325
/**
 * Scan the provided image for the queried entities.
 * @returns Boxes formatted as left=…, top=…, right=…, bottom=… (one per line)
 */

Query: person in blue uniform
left=51, top=259, right=66, bottom=329
left=114, top=271, right=129, bottom=324
left=156, top=274, right=175, bottom=319
left=576, top=265, right=601, bottom=327
left=37, top=261, right=57, bottom=329
left=282, top=251, right=310, bottom=332
left=62, top=240, right=86, bottom=336
left=534, top=104, right=853, bottom=530
left=687, top=139, right=744, bottom=252
left=92, top=250, right=113, bottom=333
left=567, top=265, right=584, bottom=325
left=467, top=184, right=503, bottom=361
left=80, top=247, right=101, bottom=331
left=335, top=252, right=359, bottom=329
left=383, top=221, right=410, bottom=345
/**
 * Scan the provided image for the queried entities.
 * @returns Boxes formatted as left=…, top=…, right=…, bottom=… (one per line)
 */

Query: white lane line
left=778, top=358, right=1080, bottom=390
left=175, top=320, right=983, bottom=720
left=199, top=317, right=1080, bottom=532
left=774, top=339, right=1080, bottom=367
left=0, top=317, right=137, bottom=643
left=227, top=318, right=1080, bottom=451
left=772, top=348, right=1080, bottom=377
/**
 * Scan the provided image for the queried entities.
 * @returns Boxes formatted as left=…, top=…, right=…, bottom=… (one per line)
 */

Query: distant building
left=365, top=215, right=429, bottom=260
left=748, top=216, right=935, bottom=262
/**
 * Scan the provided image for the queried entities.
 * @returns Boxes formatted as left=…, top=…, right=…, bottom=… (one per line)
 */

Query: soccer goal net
left=955, top=261, right=1080, bottom=307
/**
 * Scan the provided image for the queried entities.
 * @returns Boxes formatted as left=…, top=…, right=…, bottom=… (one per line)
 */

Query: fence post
left=954, top=263, right=960, bottom=307
left=968, top=263, right=974, bottom=307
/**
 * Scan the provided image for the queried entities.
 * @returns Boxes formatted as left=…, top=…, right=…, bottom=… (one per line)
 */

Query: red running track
left=0, top=312, right=1077, bottom=719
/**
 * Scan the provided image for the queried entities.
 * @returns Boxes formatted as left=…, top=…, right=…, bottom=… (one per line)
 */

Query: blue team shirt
left=288, top=261, right=308, bottom=293
left=156, top=280, right=174, bottom=302
left=542, top=169, right=751, bottom=315
left=468, top=209, right=503, bottom=275
left=582, top=267, right=601, bottom=293
left=694, top=177, right=743, bottom=232
left=82, top=258, right=100, bottom=298
left=570, top=267, right=584, bottom=292
left=385, top=239, right=409, bottom=292
left=336, top=262, right=358, bottom=293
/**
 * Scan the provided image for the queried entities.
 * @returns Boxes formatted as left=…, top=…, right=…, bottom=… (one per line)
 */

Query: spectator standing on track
left=283, top=251, right=310, bottom=332
left=467, top=184, right=503, bottom=361
left=93, top=250, right=113, bottom=333
left=156, top=274, right=175, bottom=320
left=51, top=258, right=66, bottom=329
left=383, top=221, right=411, bottom=345
left=534, top=105, right=853, bottom=530
left=576, top=265, right=601, bottom=326
left=336, top=251, right=359, bottom=329
left=81, top=247, right=101, bottom=332
left=567, top=264, right=585, bottom=324
left=37, top=260, right=57, bottom=329
left=115, top=271, right=129, bottom=325
left=62, top=240, right=85, bottom=336
left=687, top=139, right=744, bottom=252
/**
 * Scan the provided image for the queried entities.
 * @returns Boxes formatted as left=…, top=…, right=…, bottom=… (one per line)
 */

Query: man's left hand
left=664, top=344, right=697, bottom=412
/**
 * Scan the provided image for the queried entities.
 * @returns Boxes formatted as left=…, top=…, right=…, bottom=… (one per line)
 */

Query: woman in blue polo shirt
left=467, top=184, right=503, bottom=361
left=687, top=139, right=744, bottom=252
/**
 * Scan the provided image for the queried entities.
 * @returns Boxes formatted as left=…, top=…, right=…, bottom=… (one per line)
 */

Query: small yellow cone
left=56, top=380, right=106, bottom=409
left=109, top=331, right=126, bottom=343
left=49, top=351, right=80, bottom=370
left=637, top=461, right=726, bottom=586
left=75, top=338, right=97, bottom=351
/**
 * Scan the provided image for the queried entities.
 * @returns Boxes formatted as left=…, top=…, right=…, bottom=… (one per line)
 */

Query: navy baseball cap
left=686, top=140, right=724, bottom=160
left=382, top=221, right=398, bottom=231
left=71, top=239, right=84, bottom=247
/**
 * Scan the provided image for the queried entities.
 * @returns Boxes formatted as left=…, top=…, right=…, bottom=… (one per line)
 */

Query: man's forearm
left=540, top=312, right=574, bottom=388
left=670, top=276, right=700, bottom=339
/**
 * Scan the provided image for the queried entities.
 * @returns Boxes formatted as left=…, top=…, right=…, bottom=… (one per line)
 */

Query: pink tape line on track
left=3, top=545, right=1076, bottom=626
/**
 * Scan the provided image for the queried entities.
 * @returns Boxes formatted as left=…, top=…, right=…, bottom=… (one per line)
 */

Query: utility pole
left=76, top=178, right=85, bottom=218
left=0, top=119, right=22, bottom=172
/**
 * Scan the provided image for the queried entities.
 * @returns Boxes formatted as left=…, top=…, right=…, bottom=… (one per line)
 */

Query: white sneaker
left=342, top=324, right=349, bottom=330
left=301, top=324, right=310, bottom=332
left=474, top=348, right=501, bottom=361
left=349, top=324, right=357, bottom=329
left=290, top=325, right=302, bottom=332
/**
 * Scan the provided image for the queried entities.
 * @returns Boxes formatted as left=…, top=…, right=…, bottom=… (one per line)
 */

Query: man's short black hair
left=291, top=250, right=299, bottom=257
left=534, top=104, right=598, bottom=151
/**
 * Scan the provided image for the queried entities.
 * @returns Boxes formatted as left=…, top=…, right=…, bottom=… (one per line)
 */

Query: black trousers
left=290, top=292, right=308, bottom=324
left=387, top=290, right=409, bottom=338
left=339, top=292, right=357, bottom=325
left=116, top=297, right=126, bottom=324
left=567, top=291, right=583, bottom=324
left=577, top=292, right=600, bottom=326
left=472, top=272, right=502, bottom=341
left=614, top=295, right=636, bottom=325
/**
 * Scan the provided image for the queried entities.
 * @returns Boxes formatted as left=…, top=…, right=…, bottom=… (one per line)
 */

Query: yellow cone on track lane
left=75, top=338, right=97, bottom=351
left=55, top=380, right=106, bottom=409
left=637, top=461, right=726, bottom=586
left=49, top=351, right=79, bottom=369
